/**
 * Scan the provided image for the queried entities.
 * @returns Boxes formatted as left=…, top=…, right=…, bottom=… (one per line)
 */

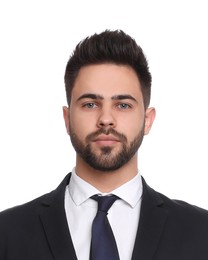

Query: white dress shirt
left=64, top=168, right=143, bottom=260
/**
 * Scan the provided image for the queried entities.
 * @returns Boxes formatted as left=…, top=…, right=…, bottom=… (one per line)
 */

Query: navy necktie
left=90, top=195, right=120, bottom=260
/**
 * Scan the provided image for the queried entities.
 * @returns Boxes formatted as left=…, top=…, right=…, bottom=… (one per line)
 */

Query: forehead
left=72, top=63, right=143, bottom=99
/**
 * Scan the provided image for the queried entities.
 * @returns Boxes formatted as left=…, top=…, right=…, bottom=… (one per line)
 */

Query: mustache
left=86, top=128, right=127, bottom=143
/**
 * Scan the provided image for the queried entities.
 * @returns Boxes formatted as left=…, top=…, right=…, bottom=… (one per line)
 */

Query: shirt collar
left=68, top=167, right=143, bottom=208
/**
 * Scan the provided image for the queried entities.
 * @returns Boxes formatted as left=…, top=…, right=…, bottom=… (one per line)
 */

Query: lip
left=93, top=135, right=120, bottom=146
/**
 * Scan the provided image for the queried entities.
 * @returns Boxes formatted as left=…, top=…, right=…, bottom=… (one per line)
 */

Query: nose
left=97, top=107, right=116, bottom=128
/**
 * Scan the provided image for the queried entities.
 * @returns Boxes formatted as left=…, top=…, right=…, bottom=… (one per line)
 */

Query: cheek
left=118, top=113, right=144, bottom=136
left=70, top=107, right=85, bottom=127
left=69, top=111, right=96, bottom=140
left=120, top=124, right=143, bottom=142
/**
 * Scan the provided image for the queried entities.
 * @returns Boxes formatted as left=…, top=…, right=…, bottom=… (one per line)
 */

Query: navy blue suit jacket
left=1, top=173, right=208, bottom=260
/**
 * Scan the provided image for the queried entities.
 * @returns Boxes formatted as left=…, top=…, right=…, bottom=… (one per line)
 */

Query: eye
left=117, top=103, right=131, bottom=109
left=83, top=102, right=98, bottom=109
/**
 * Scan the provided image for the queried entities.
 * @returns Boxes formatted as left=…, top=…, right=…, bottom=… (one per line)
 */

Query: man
left=0, top=30, right=208, bottom=260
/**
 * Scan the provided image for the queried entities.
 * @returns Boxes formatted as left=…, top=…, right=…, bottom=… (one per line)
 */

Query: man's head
left=63, top=30, right=155, bottom=172
left=64, top=30, right=152, bottom=109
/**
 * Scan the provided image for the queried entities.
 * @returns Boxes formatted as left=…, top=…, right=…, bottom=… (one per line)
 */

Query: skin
left=63, top=63, right=156, bottom=192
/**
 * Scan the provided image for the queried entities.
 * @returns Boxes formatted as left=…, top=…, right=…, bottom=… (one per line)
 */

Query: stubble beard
left=69, top=126, right=145, bottom=172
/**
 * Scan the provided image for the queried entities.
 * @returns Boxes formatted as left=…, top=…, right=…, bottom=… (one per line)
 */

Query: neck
left=75, top=155, right=138, bottom=192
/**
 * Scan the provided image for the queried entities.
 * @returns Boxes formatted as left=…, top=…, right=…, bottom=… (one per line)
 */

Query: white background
left=0, top=0, right=208, bottom=211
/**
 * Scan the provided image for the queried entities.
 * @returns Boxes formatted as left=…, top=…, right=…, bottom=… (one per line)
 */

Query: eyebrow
left=76, top=93, right=138, bottom=103
left=111, top=94, right=138, bottom=103
left=76, top=93, right=104, bottom=102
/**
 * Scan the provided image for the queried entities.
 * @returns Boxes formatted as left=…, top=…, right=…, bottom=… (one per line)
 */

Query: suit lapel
left=131, top=178, right=168, bottom=260
left=39, top=173, right=77, bottom=260
left=38, top=174, right=168, bottom=260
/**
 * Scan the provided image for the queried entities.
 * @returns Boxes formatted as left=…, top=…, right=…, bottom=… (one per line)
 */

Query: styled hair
left=64, top=30, right=152, bottom=108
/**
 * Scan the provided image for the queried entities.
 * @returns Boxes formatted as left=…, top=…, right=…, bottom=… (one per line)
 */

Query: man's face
left=63, top=64, right=155, bottom=171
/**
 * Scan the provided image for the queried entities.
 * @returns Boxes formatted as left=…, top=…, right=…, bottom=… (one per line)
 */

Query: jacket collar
left=39, top=174, right=168, bottom=260
left=131, top=177, right=168, bottom=260
left=39, top=173, right=77, bottom=260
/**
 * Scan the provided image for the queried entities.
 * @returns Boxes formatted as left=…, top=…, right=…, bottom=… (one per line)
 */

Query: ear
left=144, top=107, right=156, bottom=135
left=63, top=106, right=70, bottom=135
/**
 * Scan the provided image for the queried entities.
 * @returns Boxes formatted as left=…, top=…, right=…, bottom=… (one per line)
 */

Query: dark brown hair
left=64, top=30, right=152, bottom=108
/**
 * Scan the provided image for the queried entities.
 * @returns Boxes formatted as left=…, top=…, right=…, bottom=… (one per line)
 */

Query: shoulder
left=142, top=177, right=208, bottom=225
left=0, top=193, right=46, bottom=221
left=0, top=193, right=50, bottom=242
left=160, top=192, right=208, bottom=234
left=141, top=177, right=208, bottom=257
left=160, top=191, right=208, bottom=220
left=0, top=173, right=71, bottom=227
left=0, top=193, right=48, bottom=257
left=0, top=174, right=71, bottom=258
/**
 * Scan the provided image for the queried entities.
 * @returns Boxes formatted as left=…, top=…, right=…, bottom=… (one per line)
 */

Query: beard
left=69, top=126, right=145, bottom=172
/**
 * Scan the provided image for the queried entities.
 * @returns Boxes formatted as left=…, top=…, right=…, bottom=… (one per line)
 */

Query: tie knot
left=91, top=195, right=119, bottom=213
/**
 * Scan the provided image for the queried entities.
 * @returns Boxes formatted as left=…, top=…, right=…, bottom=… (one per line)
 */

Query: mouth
left=92, top=135, right=120, bottom=146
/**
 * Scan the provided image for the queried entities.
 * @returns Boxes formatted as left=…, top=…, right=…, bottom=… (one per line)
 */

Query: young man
left=0, top=30, right=208, bottom=260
